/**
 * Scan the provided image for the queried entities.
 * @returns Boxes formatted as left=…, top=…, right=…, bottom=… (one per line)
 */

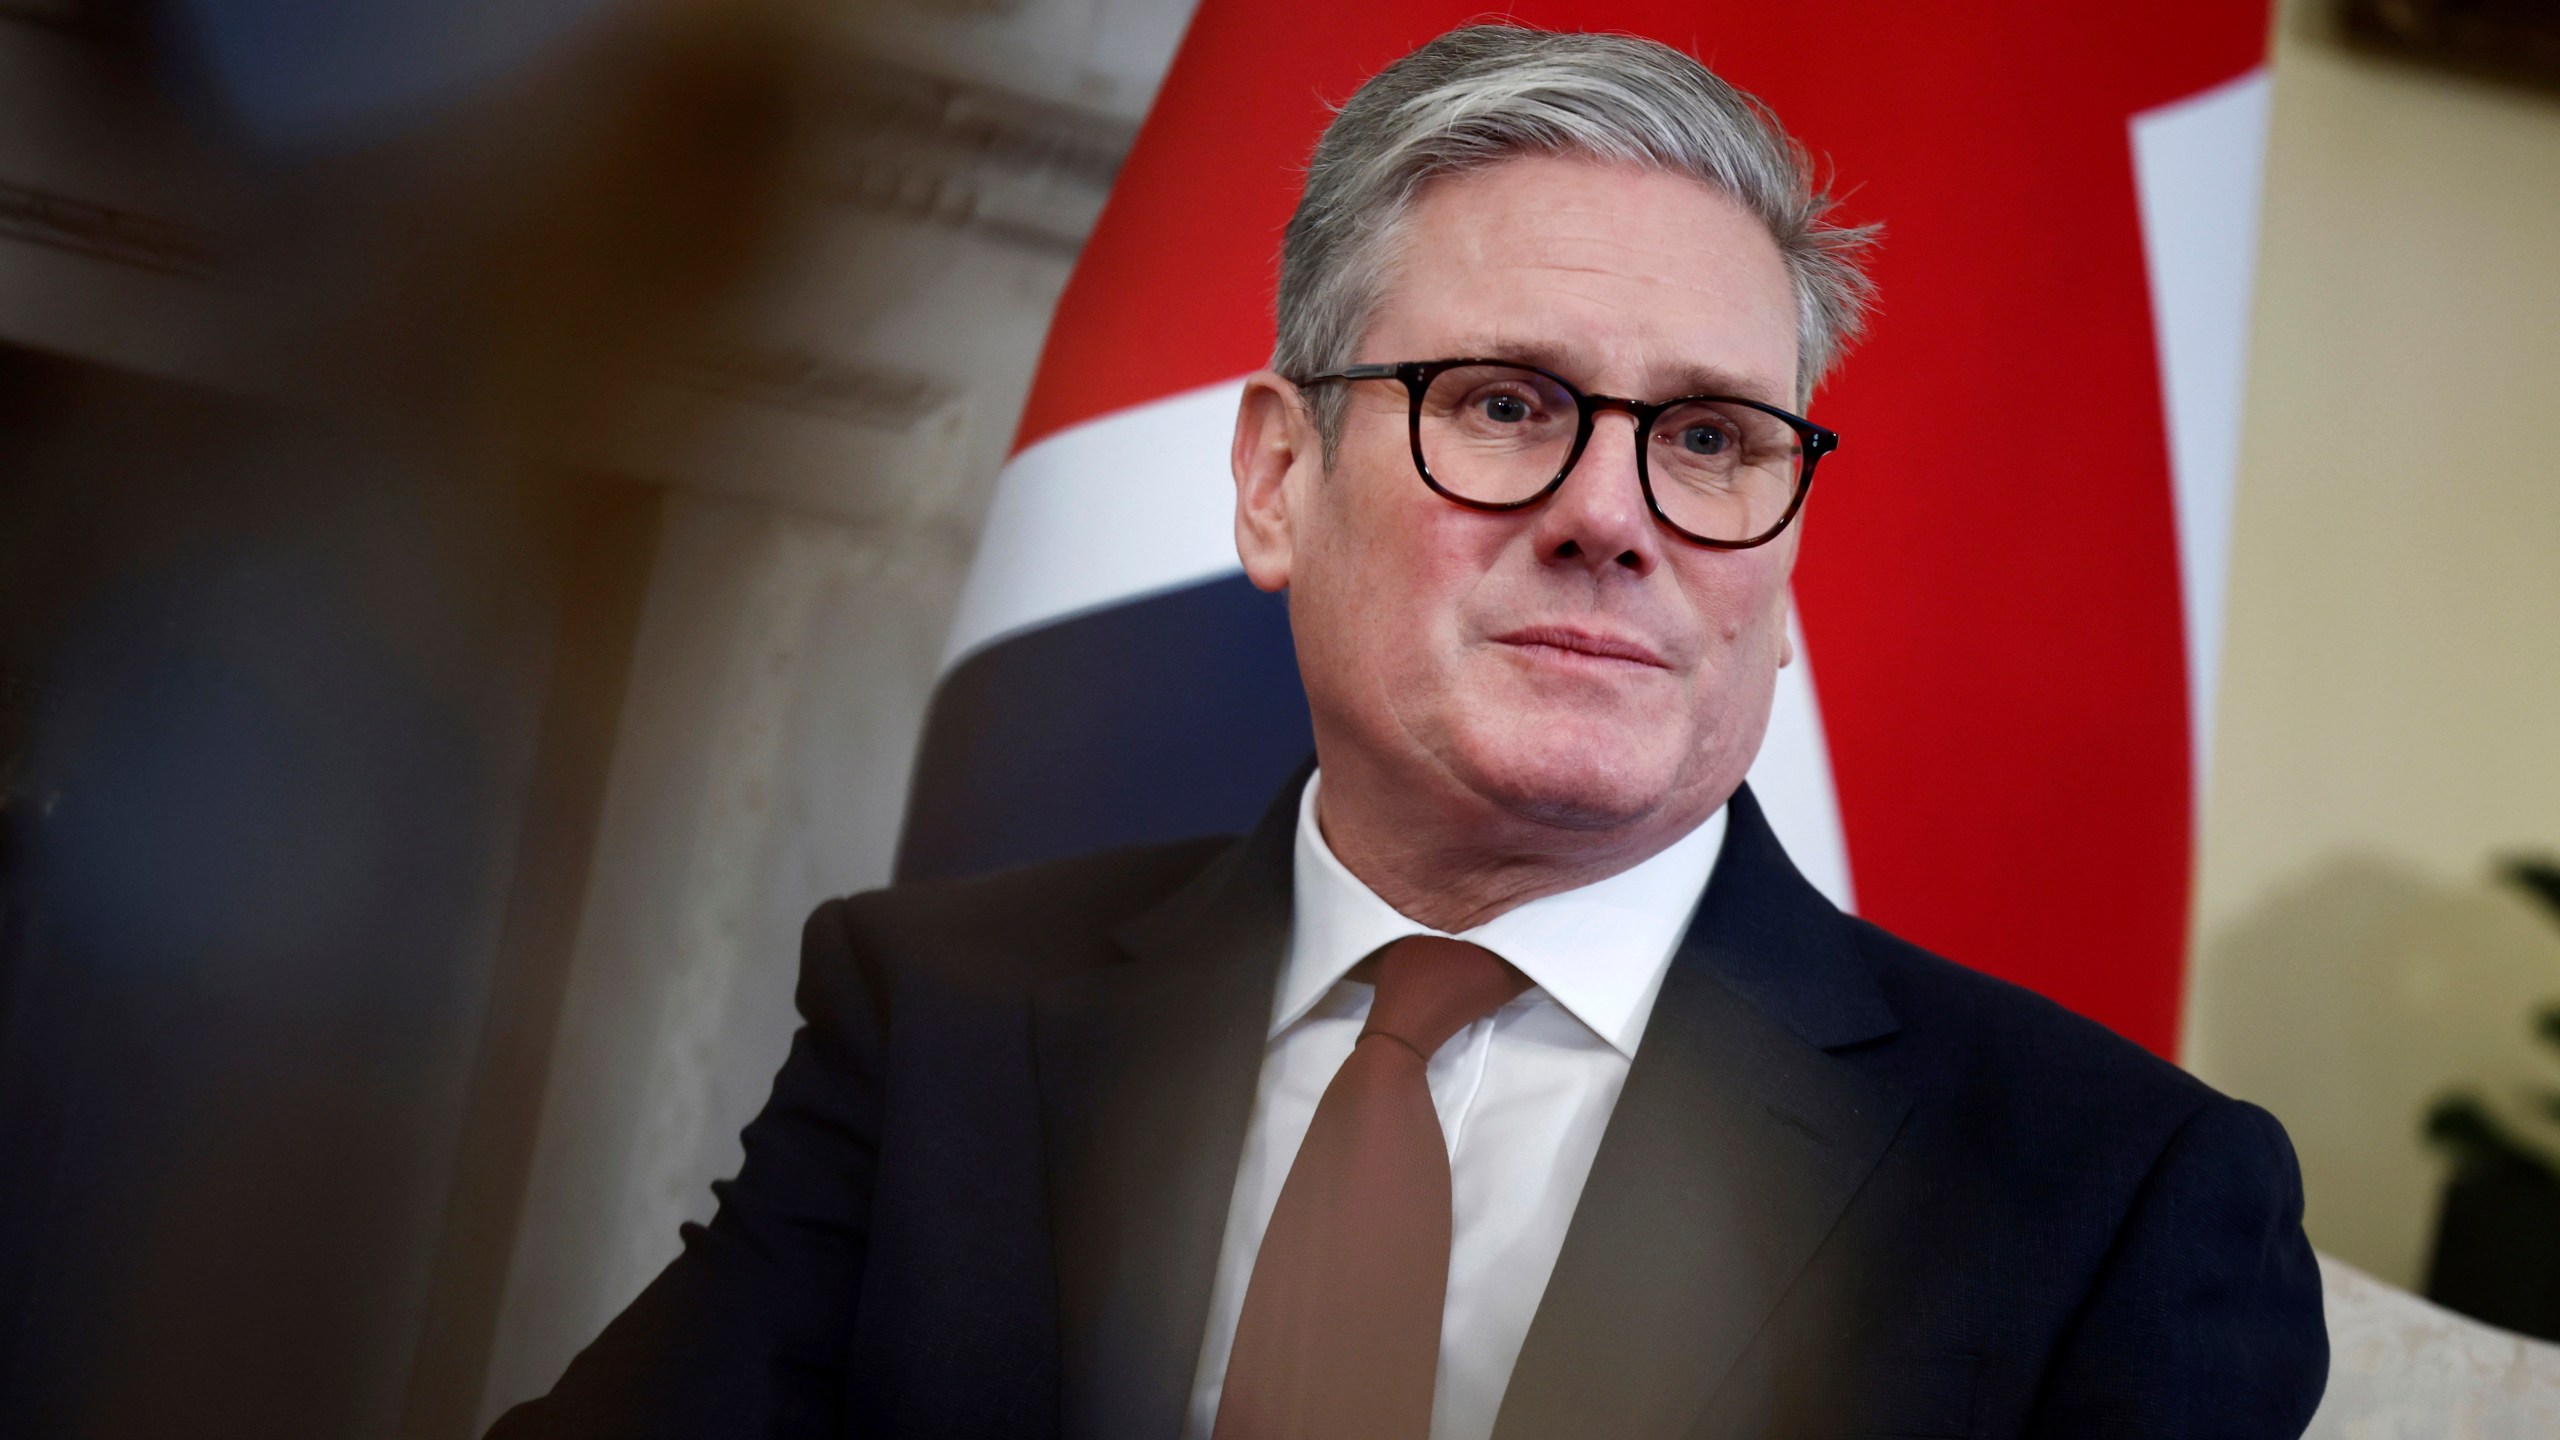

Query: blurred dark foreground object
left=2421, top=858, right=2560, bottom=1341
left=2339, top=0, right=2560, bottom=95
left=0, top=2, right=833, bottom=1437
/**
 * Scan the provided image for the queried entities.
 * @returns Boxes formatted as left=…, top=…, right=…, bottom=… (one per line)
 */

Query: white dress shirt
left=1182, top=771, right=1727, bottom=1440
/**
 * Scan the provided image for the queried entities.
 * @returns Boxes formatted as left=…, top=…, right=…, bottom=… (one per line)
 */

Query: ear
left=1232, top=369, right=1318, bottom=594
left=1772, top=506, right=1809, bottom=669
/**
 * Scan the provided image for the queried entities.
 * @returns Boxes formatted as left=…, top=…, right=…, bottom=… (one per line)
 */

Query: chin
left=1440, top=715, right=1688, bottom=834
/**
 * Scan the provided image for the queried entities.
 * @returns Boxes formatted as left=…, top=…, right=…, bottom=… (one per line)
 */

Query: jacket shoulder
left=1846, top=916, right=2221, bottom=1128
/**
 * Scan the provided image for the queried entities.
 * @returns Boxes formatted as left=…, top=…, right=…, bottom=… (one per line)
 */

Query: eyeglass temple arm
left=1298, top=362, right=1403, bottom=384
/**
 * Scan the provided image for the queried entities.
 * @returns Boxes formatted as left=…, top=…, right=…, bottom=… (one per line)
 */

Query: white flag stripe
left=944, top=377, right=1252, bottom=669
left=2131, top=68, right=2273, bottom=787
left=1757, top=615, right=1854, bottom=911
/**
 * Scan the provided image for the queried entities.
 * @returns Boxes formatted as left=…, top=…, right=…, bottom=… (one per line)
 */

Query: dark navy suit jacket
left=490, top=775, right=2328, bottom=1438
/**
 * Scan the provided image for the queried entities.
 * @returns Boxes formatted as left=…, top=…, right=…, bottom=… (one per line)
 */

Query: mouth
left=1491, top=624, right=1672, bottom=671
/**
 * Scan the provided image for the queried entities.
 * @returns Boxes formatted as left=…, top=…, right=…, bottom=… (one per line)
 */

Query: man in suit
left=492, top=24, right=2328, bottom=1439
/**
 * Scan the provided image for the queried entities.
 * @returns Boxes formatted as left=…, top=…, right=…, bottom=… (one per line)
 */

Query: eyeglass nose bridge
left=1553, top=390, right=1671, bottom=492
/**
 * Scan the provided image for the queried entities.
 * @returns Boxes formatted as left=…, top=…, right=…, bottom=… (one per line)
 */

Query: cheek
left=1313, top=457, right=1497, bottom=634
left=1696, top=542, right=1795, bottom=639
left=1293, top=464, right=1456, bottom=683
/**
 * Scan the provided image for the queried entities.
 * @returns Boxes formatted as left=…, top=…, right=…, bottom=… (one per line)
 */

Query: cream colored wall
left=2184, top=10, right=2560, bottom=1290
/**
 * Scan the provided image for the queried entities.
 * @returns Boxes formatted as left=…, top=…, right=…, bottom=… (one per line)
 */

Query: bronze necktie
left=1213, top=935, right=1532, bottom=1440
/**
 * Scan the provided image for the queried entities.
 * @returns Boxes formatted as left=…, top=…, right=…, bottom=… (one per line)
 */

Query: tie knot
left=1360, top=935, right=1530, bottom=1061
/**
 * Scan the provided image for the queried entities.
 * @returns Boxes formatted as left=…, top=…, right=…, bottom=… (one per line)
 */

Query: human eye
left=1468, top=384, right=1544, bottom=425
left=1654, top=412, right=1741, bottom=462
left=1672, top=420, right=1733, bottom=455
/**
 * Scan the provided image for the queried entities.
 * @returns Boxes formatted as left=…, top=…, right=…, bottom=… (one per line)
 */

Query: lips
left=1491, top=624, right=1671, bottom=669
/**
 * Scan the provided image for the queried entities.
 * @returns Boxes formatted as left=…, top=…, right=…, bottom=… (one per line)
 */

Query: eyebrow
left=1441, top=337, right=1788, bottom=406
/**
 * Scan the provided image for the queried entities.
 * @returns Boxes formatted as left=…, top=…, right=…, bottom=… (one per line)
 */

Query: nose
left=1525, top=410, right=1662, bottom=578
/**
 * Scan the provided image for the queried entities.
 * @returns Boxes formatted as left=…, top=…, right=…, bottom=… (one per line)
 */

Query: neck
left=1311, top=756, right=1711, bottom=934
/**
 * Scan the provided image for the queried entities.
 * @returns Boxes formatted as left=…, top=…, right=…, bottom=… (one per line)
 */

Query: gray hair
left=1274, top=24, right=1878, bottom=444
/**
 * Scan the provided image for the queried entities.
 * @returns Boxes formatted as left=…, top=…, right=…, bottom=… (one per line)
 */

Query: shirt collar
left=1275, top=769, right=1726, bottom=1058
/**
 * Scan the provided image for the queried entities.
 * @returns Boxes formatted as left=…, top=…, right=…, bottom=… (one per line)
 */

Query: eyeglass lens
left=1417, top=363, right=1806, bottom=544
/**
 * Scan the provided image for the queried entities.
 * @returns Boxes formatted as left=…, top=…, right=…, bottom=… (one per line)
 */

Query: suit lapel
left=1033, top=772, right=1303, bottom=1440
left=1494, top=785, right=1912, bottom=1440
